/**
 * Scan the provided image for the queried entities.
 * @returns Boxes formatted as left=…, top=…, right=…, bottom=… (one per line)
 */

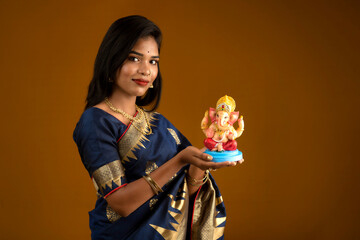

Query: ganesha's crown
left=216, top=95, right=236, bottom=113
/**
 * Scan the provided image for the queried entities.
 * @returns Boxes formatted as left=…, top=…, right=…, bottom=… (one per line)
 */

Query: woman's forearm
left=187, top=165, right=206, bottom=196
left=105, top=146, right=232, bottom=217
left=106, top=155, right=186, bottom=217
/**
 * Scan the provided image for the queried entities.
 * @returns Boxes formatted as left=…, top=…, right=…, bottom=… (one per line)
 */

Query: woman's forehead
left=131, top=37, right=159, bottom=56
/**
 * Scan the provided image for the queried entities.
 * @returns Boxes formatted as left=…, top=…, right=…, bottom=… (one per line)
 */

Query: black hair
left=85, top=15, right=162, bottom=111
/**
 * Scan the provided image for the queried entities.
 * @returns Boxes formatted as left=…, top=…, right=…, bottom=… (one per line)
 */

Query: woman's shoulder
left=151, top=112, right=173, bottom=125
left=73, top=107, right=126, bottom=142
left=78, top=107, right=123, bottom=125
left=151, top=111, right=192, bottom=147
left=151, top=112, right=182, bottom=131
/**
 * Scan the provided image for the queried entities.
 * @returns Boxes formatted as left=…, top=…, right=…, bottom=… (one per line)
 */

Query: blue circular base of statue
left=205, top=149, right=243, bottom=163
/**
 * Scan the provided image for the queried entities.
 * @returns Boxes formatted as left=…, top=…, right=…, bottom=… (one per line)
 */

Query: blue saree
left=73, top=107, right=226, bottom=240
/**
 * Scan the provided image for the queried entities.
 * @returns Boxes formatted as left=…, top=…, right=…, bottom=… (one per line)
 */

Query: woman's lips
left=133, top=79, right=149, bottom=86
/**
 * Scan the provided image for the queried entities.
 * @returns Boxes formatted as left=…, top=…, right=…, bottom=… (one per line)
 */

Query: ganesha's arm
left=204, top=126, right=215, bottom=138
left=236, top=115, right=245, bottom=137
left=227, top=128, right=236, bottom=140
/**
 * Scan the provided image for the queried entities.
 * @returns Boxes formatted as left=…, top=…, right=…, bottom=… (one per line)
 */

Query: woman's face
left=113, top=36, right=159, bottom=98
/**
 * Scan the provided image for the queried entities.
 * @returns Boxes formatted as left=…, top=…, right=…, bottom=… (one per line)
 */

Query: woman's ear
left=229, top=111, right=239, bottom=125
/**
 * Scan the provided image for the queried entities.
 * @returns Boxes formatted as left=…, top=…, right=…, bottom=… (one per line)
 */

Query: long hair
left=85, top=15, right=162, bottom=111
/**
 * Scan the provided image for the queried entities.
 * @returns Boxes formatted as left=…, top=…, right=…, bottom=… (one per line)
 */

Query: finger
left=188, top=153, right=213, bottom=169
left=205, top=161, right=236, bottom=170
left=192, top=150, right=212, bottom=161
left=199, top=152, right=212, bottom=161
left=225, top=161, right=237, bottom=167
left=189, top=147, right=210, bottom=160
left=200, top=147, right=207, bottom=152
left=235, top=159, right=243, bottom=165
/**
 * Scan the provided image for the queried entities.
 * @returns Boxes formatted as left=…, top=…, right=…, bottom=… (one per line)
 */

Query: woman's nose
left=137, top=62, right=151, bottom=76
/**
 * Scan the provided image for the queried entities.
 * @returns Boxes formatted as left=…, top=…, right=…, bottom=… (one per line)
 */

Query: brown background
left=1, top=0, right=359, bottom=239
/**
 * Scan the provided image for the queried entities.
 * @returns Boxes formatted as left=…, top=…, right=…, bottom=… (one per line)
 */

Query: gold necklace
left=105, top=98, right=142, bottom=122
left=104, top=97, right=152, bottom=135
left=215, top=124, right=230, bottom=135
left=132, top=109, right=152, bottom=135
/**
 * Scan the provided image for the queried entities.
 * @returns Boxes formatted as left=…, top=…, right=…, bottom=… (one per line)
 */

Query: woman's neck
left=108, top=93, right=137, bottom=116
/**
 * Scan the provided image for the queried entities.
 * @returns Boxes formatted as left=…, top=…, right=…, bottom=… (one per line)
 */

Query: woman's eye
left=150, top=60, right=158, bottom=65
left=128, top=56, right=140, bottom=62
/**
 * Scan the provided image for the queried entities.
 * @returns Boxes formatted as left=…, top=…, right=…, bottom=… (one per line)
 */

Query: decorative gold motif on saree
left=191, top=179, right=226, bottom=240
left=118, top=112, right=158, bottom=164
left=167, top=128, right=181, bottom=145
left=92, top=160, right=126, bottom=196
left=106, top=205, right=121, bottom=222
left=167, top=173, right=177, bottom=184
left=149, top=181, right=189, bottom=240
left=149, top=198, right=158, bottom=210
left=145, top=161, right=159, bottom=175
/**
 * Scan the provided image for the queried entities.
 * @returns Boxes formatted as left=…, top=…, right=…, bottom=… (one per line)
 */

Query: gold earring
left=149, top=84, right=154, bottom=88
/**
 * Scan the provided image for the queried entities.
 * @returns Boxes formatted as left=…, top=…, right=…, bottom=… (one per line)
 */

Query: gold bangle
left=186, top=170, right=209, bottom=187
left=143, top=174, right=163, bottom=195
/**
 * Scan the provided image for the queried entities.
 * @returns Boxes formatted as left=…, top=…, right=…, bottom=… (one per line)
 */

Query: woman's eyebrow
left=129, top=50, right=159, bottom=58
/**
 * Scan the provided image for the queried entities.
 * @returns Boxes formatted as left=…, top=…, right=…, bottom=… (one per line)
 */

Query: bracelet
left=143, top=174, right=164, bottom=195
left=186, top=170, right=209, bottom=187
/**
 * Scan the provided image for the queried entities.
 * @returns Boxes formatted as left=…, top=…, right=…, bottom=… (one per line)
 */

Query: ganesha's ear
left=209, top=108, right=216, bottom=122
left=229, top=111, right=239, bottom=125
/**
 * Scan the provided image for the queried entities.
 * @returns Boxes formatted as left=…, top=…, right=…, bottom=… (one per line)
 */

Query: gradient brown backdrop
left=1, top=0, right=359, bottom=239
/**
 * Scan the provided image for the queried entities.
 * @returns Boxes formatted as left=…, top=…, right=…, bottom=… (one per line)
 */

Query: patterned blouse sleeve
left=73, top=110, right=127, bottom=198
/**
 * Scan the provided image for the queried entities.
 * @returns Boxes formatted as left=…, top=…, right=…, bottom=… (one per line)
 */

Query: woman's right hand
left=177, top=146, right=237, bottom=171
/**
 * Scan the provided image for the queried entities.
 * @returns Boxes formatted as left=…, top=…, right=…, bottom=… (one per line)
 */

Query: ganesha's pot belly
left=204, top=138, right=237, bottom=151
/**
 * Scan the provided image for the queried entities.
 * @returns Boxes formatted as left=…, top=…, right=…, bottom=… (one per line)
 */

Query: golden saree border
left=106, top=204, right=122, bottom=222
left=167, top=128, right=181, bottom=145
left=92, top=160, right=126, bottom=196
left=149, top=178, right=189, bottom=240
left=145, top=161, right=159, bottom=175
left=118, top=111, right=157, bottom=163
left=191, top=179, right=226, bottom=240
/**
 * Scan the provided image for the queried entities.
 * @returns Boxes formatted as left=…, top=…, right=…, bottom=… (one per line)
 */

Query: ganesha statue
left=201, top=95, right=244, bottom=162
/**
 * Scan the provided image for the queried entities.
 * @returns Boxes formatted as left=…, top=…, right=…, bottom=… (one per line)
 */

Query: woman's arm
left=106, top=146, right=235, bottom=217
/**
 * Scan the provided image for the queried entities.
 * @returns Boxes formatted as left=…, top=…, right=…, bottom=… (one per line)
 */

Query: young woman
left=73, top=15, right=238, bottom=240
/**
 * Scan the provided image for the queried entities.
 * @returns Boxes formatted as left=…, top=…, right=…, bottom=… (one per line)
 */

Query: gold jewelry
left=214, top=125, right=230, bottom=140
left=214, top=123, right=230, bottom=132
left=186, top=170, right=209, bottom=187
left=143, top=174, right=163, bottom=195
left=105, top=98, right=152, bottom=135
left=216, top=95, right=236, bottom=113
left=131, top=109, right=153, bottom=135
left=105, top=98, right=142, bottom=122
left=149, top=84, right=154, bottom=88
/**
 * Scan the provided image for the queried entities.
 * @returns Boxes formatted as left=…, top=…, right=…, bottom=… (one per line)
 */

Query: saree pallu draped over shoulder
left=74, top=108, right=226, bottom=240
